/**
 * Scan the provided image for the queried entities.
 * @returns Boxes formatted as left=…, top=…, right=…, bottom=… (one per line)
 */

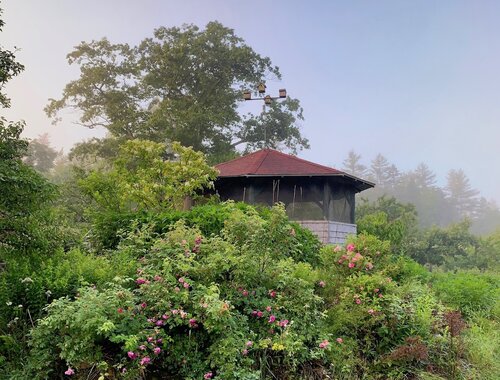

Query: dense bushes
left=4, top=204, right=489, bottom=379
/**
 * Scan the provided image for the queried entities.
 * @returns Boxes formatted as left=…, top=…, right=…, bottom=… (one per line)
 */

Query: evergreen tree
left=369, top=153, right=391, bottom=186
left=445, top=169, right=479, bottom=218
left=342, top=150, right=367, bottom=177
left=413, top=163, right=437, bottom=188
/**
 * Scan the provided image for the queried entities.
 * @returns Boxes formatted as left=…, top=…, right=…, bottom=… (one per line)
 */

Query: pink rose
left=139, top=356, right=151, bottom=366
left=348, top=262, right=355, bottom=268
left=136, top=278, right=146, bottom=285
left=127, top=351, right=137, bottom=359
left=318, top=281, right=326, bottom=288
left=204, top=372, right=213, bottom=379
left=268, top=315, right=276, bottom=323
left=336, top=337, right=343, bottom=344
left=257, top=311, right=263, bottom=318
left=246, top=340, right=253, bottom=347
left=153, top=347, right=161, bottom=355
left=266, top=306, right=272, bottom=312
left=64, top=367, right=75, bottom=376
left=319, top=339, right=329, bottom=349
left=355, top=298, right=361, bottom=304
left=346, top=243, right=355, bottom=252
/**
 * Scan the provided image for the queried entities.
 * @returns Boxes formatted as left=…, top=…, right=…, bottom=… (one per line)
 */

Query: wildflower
left=368, top=309, right=375, bottom=315
left=266, top=306, right=272, bottom=312
left=147, top=337, right=154, bottom=343
left=333, top=245, right=342, bottom=252
left=155, top=320, right=164, bottom=326
left=204, top=372, right=213, bottom=379
left=352, top=252, right=363, bottom=262
left=140, top=302, right=147, bottom=309
left=257, top=311, right=263, bottom=318
left=117, top=308, right=124, bottom=314
left=319, top=339, right=329, bottom=349
left=268, top=315, right=276, bottom=323
left=336, top=338, right=343, bottom=344
left=140, top=356, right=151, bottom=366
left=242, top=349, right=249, bottom=355
left=269, top=290, right=277, bottom=298
left=6, top=301, right=12, bottom=306
left=127, top=351, right=137, bottom=359
left=318, top=281, right=326, bottom=288
left=153, top=347, right=161, bottom=355
left=348, top=262, right=355, bottom=268
left=374, top=288, right=379, bottom=293
left=136, top=278, right=147, bottom=285
left=246, top=340, right=253, bottom=347
left=242, top=290, right=249, bottom=296
left=157, top=338, right=163, bottom=344
left=64, top=367, right=75, bottom=376
left=178, top=277, right=185, bottom=283
left=346, top=243, right=355, bottom=252
left=355, top=298, right=362, bottom=305
left=189, top=318, right=198, bottom=327
left=183, top=282, right=190, bottom=289
left=172, top=309, right=179, bottom=315
left=139, top=345, right=147, bottom=351
left=154, top=275, right=162, bottom=281
left=378, top=293, right=383, bottom=298
left=162, top=314, right=170, bottom=320
left=278, top=319, right=289, bottom=327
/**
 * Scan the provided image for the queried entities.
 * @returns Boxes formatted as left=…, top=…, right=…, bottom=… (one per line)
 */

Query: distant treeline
left=342, top=150, right=500, bottom=235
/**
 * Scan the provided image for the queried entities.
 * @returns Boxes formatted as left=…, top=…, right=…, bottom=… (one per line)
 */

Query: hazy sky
left=2, top=1, right=500, bottom=202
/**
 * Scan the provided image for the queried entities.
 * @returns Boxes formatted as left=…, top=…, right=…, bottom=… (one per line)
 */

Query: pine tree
left=342, top=150, right=367, bottom=177
left=445, top=169, right=479, bottom=218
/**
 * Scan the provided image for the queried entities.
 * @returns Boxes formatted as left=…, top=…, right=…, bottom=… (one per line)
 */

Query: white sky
left=2, top=0, right=500, bottom=203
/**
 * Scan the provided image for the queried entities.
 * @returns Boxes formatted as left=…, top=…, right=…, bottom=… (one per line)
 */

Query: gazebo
left=214, top=149, right=374, bottom=244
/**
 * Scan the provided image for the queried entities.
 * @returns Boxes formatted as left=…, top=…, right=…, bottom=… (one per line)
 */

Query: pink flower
left=268, top=315, right=276, bottom=323
left=319, top=339, right=329, bottom=349
left=346, top=243, right=355, bottom=252
left=374, top=288, right=380, bottom=293
left=64, top=367, right=75, bottom=376
left=157, top=338, right=163, bottom=344
left=140, top=302, right=147, bottom=309
left=180, top=310, right=187, bottom=319
left=153, top=347, right=161, bottom=355
left=140, top=356, right=151, bottom=366
left=127, top=351, right=137, bottom=359
left=155, top=320, right=164, bottom=326
left=278, top=319, right=289, bottom=327
left=178, top=277, right=185, bottom=283
left=139, top=345, right=146, bottom=351
left=251, top=310, right=258, bottom=316
left=242, top=290, right=249, bottom=296
left=174, top=287, right=180, bottom=292
left=336, top=338, right=343, bottom=344
left=242, top=348, right=249, bottom=355
left=136, top=278, right=147, bottom=285
left=117, top=307, right=124, bottom=314
left=269, top=290, right=277, bottom=298
left=154, top=275, right=162, bottom=281
left=162, top=314, right=170, bottom=320
left=333, top=245, right=342, bottom=252
left=266, top=306, right=272, bottom=312
left=355, top=298, right=362, bottom=304
left=365, top=262, right=374, bottom=270
left=204, top=372, right=213, bottom=379
left=183, top=282, right=190, bottom=289
left=246, top=340, right=253, bottom=347
left=378, top=293, right=383, bottom=298
left=172, top=309, right=179, bottom=315
left=368, top=309, right=375, bottom=315
left=147, top=337, right=154, bottom=343
left=318, top=281, right=326, bottom=288
left=189, top=318, right=197, bottom=327
left=352, top=252, right=363, bottom=262
left=348, top=262, right=355, bottom=268
left=257, top=311, right=263, bottom=318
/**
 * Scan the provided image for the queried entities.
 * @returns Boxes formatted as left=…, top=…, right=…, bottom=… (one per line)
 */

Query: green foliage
left=0, top=7, right=25, bottom=108
left=463, top=317, right=500, bottom=379
left=79, top=140, right=217, bottom=214
left=357, top=196, right=418, bottom=253
left=431, top=271, right=499, bottom=319
left=45, top=22, right=308, bottom=161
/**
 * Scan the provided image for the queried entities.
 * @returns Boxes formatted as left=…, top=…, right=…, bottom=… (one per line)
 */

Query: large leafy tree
left=0, top=7, right=24, bottom=108
left=46, top=22, right=308, bottom=161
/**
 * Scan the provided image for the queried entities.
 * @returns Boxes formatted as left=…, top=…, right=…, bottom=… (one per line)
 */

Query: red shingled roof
left=216, top=149, right=345, bottom=177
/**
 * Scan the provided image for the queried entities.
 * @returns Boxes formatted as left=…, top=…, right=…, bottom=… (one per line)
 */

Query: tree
left=412, top=163, right=437, bottom=189
left=369, top=154, right=391, bottom=186
left=79, top=140, right=218, bottom=213
left=0, top=7, right=24, bottom=108
left=445, top=169, right=479, bottom=218
left=45, top=22, right=308, bottom=161
left=342, top=150, right=367, bottom=177
left=24, top=133, right=59, bottom=173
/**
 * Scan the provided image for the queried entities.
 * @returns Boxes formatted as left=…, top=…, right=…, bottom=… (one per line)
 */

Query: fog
left=2, top=0, right=500, bottom=204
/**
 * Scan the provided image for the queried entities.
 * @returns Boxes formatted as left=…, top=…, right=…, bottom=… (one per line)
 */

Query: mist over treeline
left=341, top=150, right=500, bottom=235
